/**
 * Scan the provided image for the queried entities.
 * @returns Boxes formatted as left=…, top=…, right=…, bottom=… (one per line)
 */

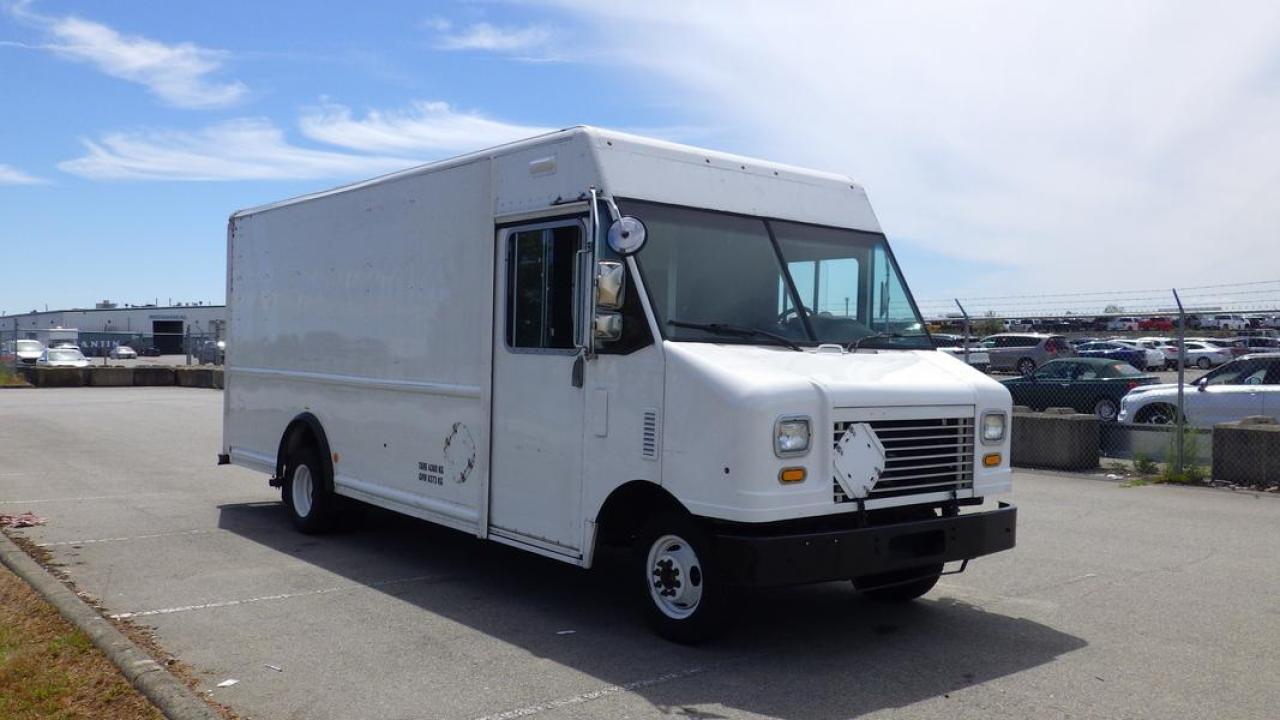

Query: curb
left=0, top=530, right=222, bottom=720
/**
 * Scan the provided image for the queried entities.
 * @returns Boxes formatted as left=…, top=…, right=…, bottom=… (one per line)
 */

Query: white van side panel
left=225, top=159, right=496, bottom=535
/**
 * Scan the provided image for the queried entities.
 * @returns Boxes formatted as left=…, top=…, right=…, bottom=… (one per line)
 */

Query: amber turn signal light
left=778, top=467, right=806, bottom=484
left=983, top=453, right=1002, bottom=468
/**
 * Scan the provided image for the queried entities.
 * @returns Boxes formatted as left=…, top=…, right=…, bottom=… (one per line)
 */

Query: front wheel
left=1017, top=358, right=1036, bottom=376
left=1196, top=357, right=1212, bottom=369
left=637, top=512, right=730, bottom=644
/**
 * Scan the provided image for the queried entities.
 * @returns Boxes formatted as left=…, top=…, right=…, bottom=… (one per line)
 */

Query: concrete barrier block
left=30, top=367, right=85, bottom=388
left=175, top=368, right=215, bottom=388
left=211, top=368, right=224, bottom=390
left=86, top=367, right=134, bottom=387
left=132, top=367, right=175, bottom=386
left=1011, top=409, right=1099, bottom=471
left=1213, top=418, right=1280, bottom=486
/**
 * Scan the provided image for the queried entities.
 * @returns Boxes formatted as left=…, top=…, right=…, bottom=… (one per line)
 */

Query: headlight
left=981, top=412, right=1006, bottom=444
left=774, top=416, right=811, bottom=457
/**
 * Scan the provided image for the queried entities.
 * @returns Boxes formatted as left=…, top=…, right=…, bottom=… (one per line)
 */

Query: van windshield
left=625, top=200, right=929, bottom=349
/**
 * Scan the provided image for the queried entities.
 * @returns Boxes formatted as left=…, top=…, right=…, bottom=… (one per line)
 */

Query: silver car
left=981, top=333, right=1074, bottom=376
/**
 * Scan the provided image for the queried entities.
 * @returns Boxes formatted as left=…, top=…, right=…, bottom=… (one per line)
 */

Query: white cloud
left=554, top=1, right=1280, bottom=296
left=0, top=163, right=47, bottom=185
left=58, top=119, right=418, bottom=181
left=435, top=22, right=552, bottom=52
left=300, top=101, right=554, bottom=154
left=12, top=6, right=246, bottom=108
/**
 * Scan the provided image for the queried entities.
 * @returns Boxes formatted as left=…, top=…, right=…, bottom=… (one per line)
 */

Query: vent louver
left=641, top=409, right=659, bottom=460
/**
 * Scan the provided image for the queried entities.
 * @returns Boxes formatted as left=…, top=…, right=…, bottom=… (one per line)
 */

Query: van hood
left=663, top=342, right=1009, bottom=409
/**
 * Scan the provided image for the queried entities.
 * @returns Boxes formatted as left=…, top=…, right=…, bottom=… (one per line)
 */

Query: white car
left=10, top=339, right=45, bottom=365
left=1109, top=339, right=1165, bottom=371
left=932, top=334, right=991, bottom=372
left=1106, top=317, right=1141, bottom=332
left=1204, top=314, right=1248, bottom=331
left=37, top=347, right=90, bottom=368
left=1175, top=341, right=1233, bottom=369
left=108, top=345, right=138, bottom=360
left=1119, top=354, right=1280, bottom=427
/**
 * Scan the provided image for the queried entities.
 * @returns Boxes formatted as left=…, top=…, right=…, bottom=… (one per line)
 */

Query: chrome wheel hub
left=647, top=534, right=703, bottom=619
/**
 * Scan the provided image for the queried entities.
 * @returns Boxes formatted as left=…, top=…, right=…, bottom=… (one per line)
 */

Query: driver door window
left=506, top=226, right=579, bottom=350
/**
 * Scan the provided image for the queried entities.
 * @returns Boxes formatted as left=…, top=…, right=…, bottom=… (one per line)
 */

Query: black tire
left=1196, top=357, right=1211, bottom=369
left=1017, top=358, right=1036, bottom=376
left=853, top=563, right=944, bottom=602
left=636, top=512, right=730, bottom=644
left=1093, top=397, right=1119, bottom=422
left=282, top=446, right=338, bottom=534
left=1136, top=403, right=1178, bottom=426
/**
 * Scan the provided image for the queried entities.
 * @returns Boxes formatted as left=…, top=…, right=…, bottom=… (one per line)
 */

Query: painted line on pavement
left=38, top=528, right=217, bottom=547
left=0, top=492, right=169, bottom=505
left=468, top=666, right=708, bottom=720
left=110, top=573, right=449, bottom=620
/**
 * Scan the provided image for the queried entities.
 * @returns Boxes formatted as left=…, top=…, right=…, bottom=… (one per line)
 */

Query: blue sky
left=3, top=1, right=1280, bottom=317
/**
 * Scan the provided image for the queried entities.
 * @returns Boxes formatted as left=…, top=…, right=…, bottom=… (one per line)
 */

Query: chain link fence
left=1, top=323, right=224, bottom=381
left=919, top=283, right=1280, bottom=490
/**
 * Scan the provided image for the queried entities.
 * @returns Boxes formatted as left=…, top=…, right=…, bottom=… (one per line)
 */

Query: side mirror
left=596, top=260, right=625, bottom=310
left=607, top=216, right=647, bottom=255
left=594, top=311, right=623, bottom=342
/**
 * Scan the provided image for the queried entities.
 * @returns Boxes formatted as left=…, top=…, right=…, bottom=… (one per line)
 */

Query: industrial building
left=0, top=303, right=224, bottom=355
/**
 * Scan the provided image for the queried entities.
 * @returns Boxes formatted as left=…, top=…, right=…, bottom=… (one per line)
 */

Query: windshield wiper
left=848, top=332, right=903, bottom=352
left=668, top=319, right=803, bottom=351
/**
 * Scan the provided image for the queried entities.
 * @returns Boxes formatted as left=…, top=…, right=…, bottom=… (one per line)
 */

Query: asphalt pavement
left=1, top=388, right=1277, bottom=720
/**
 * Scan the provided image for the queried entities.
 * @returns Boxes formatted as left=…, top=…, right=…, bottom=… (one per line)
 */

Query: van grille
left=833, top=417, right=975, bottom=502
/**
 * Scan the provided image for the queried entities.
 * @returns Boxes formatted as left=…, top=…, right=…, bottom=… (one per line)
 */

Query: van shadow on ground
left=217, top=501, right=1085, bottom=720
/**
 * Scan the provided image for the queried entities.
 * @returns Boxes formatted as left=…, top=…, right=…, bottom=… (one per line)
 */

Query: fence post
left=955, top=299, right=971, bottom=364
left=185, top=324, right=192, bottom=366
left=1173, top=288, right=1186, bottom=476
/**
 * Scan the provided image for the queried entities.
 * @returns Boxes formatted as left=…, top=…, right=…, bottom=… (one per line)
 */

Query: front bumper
left=714, top=502, right=1016, bottom=587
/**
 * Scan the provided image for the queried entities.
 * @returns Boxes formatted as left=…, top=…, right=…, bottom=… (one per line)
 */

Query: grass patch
left=0, top=366, right=28, bottom=387
left=0, top=565, right=163, bottom=720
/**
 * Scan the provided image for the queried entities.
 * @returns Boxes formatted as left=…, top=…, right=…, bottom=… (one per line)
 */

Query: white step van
left=221, top=127, right=1016, bottom=642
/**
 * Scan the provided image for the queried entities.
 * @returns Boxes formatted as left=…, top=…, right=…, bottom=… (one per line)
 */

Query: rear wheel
left=1017, top=358, right=1036, bottom=376
left=1196, top=357, right=1211, bottom=369
left=283, top=446, right=338, bottom=534
left=1093, top=397, right=1119, bottom=422
left=637, top=512, right=730, bottom=644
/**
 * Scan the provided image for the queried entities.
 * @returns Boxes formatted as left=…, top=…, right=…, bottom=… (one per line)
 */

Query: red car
left=1139, top=317, right=1174, bottom=331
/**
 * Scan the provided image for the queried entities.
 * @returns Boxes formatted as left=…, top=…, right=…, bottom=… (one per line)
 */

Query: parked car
left=1170, top=341, right=1234, bottom=369
left=37, top=347, right=89, bottom=368
left=1237, top=336, right=1280, bottom=352
left=10, top=339, right=45, bottom=365
left=1192, top=338, right=1249, bottom=358
left=931, top=334, right=991, bottom=373
left=1069, top=337, right=1099, bottom=348
left=1109, top=339, right=1166, bottom=371
left=1138, top=317, right=1174, bottom=331
left=1002, top=358, right=1158, bottom=421
left=196, top=339, right=226, bottom=365
left=108, top=345, right=138, bottom=360
left=1203, top=314, right=1249, bottom=331
left=980, top=333, right=1074, bottom=376
left=1119, top=354, right=1280, bottom=427
left=1003, top=318, right=1034, bottom=332
left=140, top=346, right=162, bottom=357
left=1074, top=341, right=1147, bottom=370
left=1105, top=317, right=1141, bottom=332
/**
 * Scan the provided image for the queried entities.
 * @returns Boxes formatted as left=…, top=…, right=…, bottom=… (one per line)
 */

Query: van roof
left=230, top=126, right=873, bottom=229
